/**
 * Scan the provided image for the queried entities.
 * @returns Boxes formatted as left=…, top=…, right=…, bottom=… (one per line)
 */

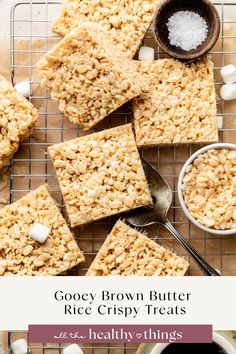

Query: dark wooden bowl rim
left=154, top=0, right=221, bottom=61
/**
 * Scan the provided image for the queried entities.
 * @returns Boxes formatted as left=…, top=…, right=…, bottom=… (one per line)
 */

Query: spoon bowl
left=127, top=159, right=172, bottom=226
left=153, top=0, right=220, bottom=61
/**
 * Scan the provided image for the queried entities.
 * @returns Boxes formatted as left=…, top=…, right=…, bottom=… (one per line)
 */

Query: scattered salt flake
left=168, top=95, right=178, bottom=105
left=167, top=11, right=208, bottom=51
left=111, top=160, right=119, bottom=168
left=103, top=143, right=109, bottom=149
left=87, top=189, right=96, bottom=197
left=226, top=190, right=233, bottom=203
left=90, top=140, right=98, bottom=147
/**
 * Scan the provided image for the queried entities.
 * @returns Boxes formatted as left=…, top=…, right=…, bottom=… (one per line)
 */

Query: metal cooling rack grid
left=9, top=0, right=236, bottom=278
left=7, top=331, right=138, bottom=354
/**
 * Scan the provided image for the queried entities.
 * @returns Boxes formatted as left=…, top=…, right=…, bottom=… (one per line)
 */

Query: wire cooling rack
left=7, top=331, right=138, bottom=354
left=9, top=0, right=236, bottom=280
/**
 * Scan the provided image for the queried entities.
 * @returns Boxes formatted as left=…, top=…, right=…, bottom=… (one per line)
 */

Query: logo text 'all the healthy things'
left=29, top=325, right=212, bottom=344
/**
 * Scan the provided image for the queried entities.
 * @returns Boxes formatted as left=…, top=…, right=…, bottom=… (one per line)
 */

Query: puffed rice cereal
left=0, top=185, right=84, bottom=275
left=52, top=0, right=160, bottom=59
left=37, top=22, right=141, bottom=130
left=48, top=124, right=152, bottom=228
left=0, top=75, right=38, bottom=171
left=133, top=57, right=218, bottom=147
left=86, top=220, right=189, bottom=276
left=182, top=148, right=236, bottom=230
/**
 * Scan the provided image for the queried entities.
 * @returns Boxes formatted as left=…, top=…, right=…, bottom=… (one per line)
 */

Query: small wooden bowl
left=154, top=0, right=221, bottom=60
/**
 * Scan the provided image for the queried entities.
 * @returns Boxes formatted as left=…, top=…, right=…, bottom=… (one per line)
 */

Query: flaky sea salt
left=167, top=11, right=208, bottom=51
left=168, top=95, right=178, bottom=105
left=111, top=160, right=119, bottom=168
left=87, top=188, right=96, bottom=197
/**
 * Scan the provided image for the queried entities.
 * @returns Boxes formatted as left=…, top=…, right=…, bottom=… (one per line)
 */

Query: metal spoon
left=126, top=159, right=220, bottom=276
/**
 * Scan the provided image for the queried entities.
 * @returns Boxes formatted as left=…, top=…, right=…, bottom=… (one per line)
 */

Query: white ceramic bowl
left=178, top=143, right=236, bottom=236
left=150, top=332, right=236, bottom=354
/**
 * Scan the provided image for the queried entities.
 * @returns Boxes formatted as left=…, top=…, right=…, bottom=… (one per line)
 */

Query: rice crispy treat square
left=52, top=0, right=159, bottom=59
left=37, top=22, right=141, bottom=130
left=133, top=57, right=218, bottom=148
left=86, top=220, right=189, bottom=276
left=48, top=124, right=152, bottom=228
left=0, top=75, right=38, bottom=170
left=0, top=185, right=84, bottom=276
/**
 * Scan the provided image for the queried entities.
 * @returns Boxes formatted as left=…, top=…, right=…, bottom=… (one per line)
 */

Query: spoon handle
left=164, top=220, right=220, bottom=276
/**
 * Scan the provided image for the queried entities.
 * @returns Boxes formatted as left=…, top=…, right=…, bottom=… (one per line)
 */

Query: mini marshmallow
left=138, top=46, right=155, bottom=61
left=220, top=84, right=236, bottom=100
left=217, top=116, right=223, bottom=129
left=63, top=344, right=83, bottom=354
left=221, top=64, right=236, bottom=84
left=11, top=339, right=28, bottom=354
left=29, top=223, right=50, bottom=243
left=14, top=81, right=31, bottom=98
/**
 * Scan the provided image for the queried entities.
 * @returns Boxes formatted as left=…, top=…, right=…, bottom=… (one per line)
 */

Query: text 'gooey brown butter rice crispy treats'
left=133, top=57, right=218, bottom=148
left=87, top=220, right=189, bottom=276
left=48, top=124, right=152, bottom=228
left=52, top=0, right=160, bottom=59
left=0, top=75, right=38, bottom=170
left=0, top=185, right=84, bottom=276
left=37, top=22, right=141, bottom=130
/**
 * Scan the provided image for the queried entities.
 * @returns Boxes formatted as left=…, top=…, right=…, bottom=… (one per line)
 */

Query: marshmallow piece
left=220, top=84, right=236, bottom=100
left=221, top=64, right=236, bottom=84
left=11, top=339, right=28, bottom=354
left=217, top=116, right=223, bottom=129
left=29, top=223, right=50, bottom=243
left=138, top=46, right=155, bottom=61
left=14, top=81, right=31, bottom=98
left=63, top=344, right=83, bottom=354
